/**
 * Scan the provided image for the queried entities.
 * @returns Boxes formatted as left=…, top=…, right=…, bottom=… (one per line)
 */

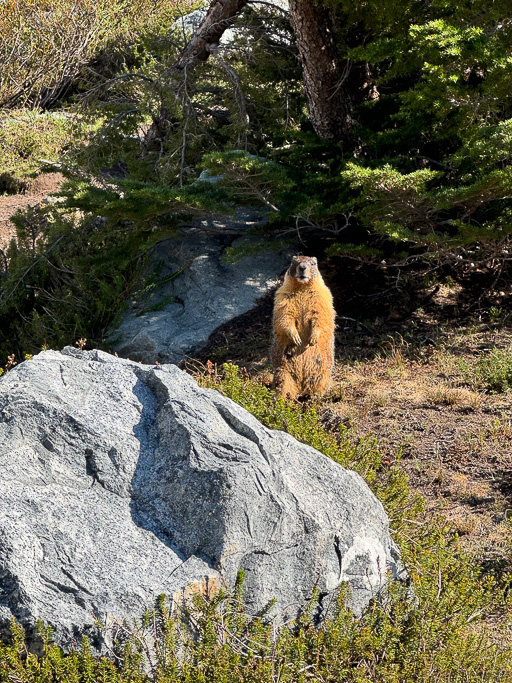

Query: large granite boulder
left=0, top=348, right=401, bottom=650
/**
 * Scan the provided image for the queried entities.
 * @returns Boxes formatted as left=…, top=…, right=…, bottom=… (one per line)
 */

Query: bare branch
left=174, top=0, right=249, bottom=70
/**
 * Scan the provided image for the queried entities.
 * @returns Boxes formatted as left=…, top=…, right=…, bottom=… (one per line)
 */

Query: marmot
left=271, top=255, right=336, bottom=399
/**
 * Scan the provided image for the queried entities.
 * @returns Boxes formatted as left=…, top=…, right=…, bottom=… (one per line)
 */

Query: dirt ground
left=329, top=328, right=512, bottom=565
left=0, top=172, right=64, bottom=252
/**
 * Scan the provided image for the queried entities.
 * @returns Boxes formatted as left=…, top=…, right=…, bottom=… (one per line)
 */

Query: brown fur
left=271, top=256, right=336, bottom=399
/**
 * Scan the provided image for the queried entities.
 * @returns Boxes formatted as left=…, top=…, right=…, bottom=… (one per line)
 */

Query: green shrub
left=0, top=201, right=155, bottom=363
left=0, top=0, right=196, bottom=109
left=0, top=110, right=73, bottom=181
left=475, top=344, right=512, bottom=393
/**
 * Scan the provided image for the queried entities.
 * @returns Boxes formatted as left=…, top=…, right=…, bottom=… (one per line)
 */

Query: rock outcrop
left=0, top=348, right=401, bottom=650
left=110, top=217, right=292, bottom=364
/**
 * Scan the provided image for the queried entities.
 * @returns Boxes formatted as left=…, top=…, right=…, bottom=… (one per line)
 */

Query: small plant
left=0, top=353, right=17, bottom=377
left=428, top=384, right=481, bottom=409
left=0, top=110, right=72, bottom=182
left=475, top=345, right=512, bottom=393
left=489, top=306, right=503, bottom=324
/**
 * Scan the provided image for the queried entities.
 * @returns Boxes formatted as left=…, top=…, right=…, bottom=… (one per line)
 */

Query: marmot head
left=288, top=255, right=318, bottom=284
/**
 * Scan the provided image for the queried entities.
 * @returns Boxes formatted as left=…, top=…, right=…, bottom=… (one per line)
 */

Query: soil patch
left=0, top=172, right=64, bottom=251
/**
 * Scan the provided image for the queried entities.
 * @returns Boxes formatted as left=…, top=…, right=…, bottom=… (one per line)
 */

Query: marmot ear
left=312, top=257, right=318, bottom=264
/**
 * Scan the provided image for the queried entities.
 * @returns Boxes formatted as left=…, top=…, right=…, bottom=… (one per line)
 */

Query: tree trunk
left=175, top=0, right=249, bottom=70
left=288, top=1, right=359, bottom=149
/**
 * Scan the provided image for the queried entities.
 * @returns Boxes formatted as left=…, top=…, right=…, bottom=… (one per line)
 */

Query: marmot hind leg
left=307, top=373, right=331, bottom=397
left=273, top=369, right=299, bottom=400
left=301, top=350, right=333, bottom=397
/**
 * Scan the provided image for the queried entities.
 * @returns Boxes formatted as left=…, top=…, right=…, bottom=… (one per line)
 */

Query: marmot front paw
left=289, top=330, right=302, bottom=347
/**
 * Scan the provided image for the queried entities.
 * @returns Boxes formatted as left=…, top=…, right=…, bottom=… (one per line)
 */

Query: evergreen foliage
left=195, top=1, right=512, bottom=262
left=0, top=201, right=161, bottom=362
left=67, top=3, right=301, bottom=184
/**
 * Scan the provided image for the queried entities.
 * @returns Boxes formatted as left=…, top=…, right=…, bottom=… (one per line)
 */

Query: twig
left=80, top=72, right=155, bottom=101
left=211, top=49, right=250, bottom=134
left=336, top=315, right=375, bottom=335
left=247, top=0, right=289, bottom=12
left=0, top=249, right=8, bottom=274
left=0, top=235, right=66, bottom=305
left=178, top=223, right=248, bottom=235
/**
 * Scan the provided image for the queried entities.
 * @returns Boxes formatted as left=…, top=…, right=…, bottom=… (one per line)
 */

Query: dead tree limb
left=174, top=0, right=249, bottom=70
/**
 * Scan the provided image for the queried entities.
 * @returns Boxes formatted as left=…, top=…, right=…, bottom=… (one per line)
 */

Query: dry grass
left=427, top=385, right=482, bottom=408
left=320, top=327, right=512, bottom=562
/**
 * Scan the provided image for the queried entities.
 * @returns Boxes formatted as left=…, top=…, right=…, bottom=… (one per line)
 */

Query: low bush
left=459, top=344, right=512, bottom=393
left=476, top=344, right=512, bottom=393
left=0, top=0, right=196, bottom=109
left=0, top=202, right=151, bottom=363
left=0, top=110, right=73, bottom=182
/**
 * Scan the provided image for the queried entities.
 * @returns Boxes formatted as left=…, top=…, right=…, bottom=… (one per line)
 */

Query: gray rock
left=0, top=348, right=402, bottom=650
left=110, top=218, right=292, bottom=364
left=171, top=8, right=207, bottom=39
left=197, top=168, right=224, bottom=184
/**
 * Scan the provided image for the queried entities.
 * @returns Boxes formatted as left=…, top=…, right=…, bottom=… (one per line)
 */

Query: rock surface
left=0, top=348, right=401, bottom=650
left=110, top=216, right=292, bottom=364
